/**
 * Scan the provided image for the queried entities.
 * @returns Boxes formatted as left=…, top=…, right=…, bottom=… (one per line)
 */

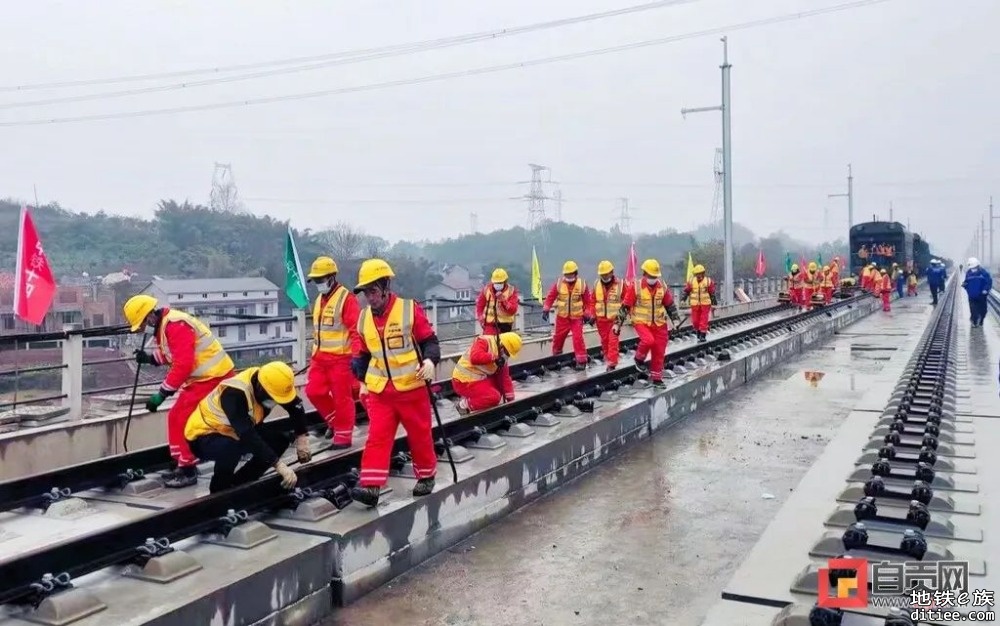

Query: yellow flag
left=531, top=246, right=544, bottom=303
left=686, top=252, right=695, bottom=283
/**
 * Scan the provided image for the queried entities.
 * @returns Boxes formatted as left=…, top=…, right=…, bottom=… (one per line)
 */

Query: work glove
left=494, top=356, right=507, bottom=368
left=294, top=435, right=312, bottom=464
left=350, top=356, right=368, bottom=381
left=417, top=359, right=435, bottom=382
left=358, top=383, right=368, bottom=397
left=710, top=294, right=718, bottom=306
left=583, top=315, right=595, bottom=326
left=134, top=350, right=156, bottom=365
left=611, top=324, right=621, bottom=336
left=504, top=392, right=515, bottom=403
left=541, top=310, right=550, bottom=323
left=145, top=392, right=166, bottom=413
left=275, top=461, right=298, bottom=490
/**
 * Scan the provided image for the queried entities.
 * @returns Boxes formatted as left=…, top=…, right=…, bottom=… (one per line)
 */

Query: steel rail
left=0, top=303, right=790, bottom=514
left=0, top=295, right=870, bottom=607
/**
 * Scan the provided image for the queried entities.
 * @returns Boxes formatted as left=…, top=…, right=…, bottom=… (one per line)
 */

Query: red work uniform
left=355, top=294, right=440, bottom=488
left=830, top=263, right=841, bottom=297
left=879, top=273, right=893, bottom=311
left=907, top=272, right=918, bottom=296
left=305, top=284, right=363, bottom=446
left=476, top=284, right=519, bottom=335
left=153, top=308, right=235, bottom=468
left=821, top=270, right=834, bottom=304
left=622, top=279, right=677, bottom=382
left=593, top=277, right=623, bottom=368
left=683, top=276, right=715, bottom=334
left=789, top=271, right=804, bottom=306
left=543, top=278, right=594, bottom=365
left=452, top=335, right=514, bottom=411
left=802, top=270, right=819, bottom=305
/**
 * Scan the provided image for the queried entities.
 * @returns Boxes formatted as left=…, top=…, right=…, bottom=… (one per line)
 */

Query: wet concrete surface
left=322, top=306, right=913, bottom=626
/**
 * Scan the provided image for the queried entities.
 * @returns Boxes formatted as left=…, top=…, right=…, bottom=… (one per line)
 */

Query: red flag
left=755, top=249, right=766, bottom=277
left=624, top=241, right=637, bottom=284
left=14, top=207, right=56, bottom=326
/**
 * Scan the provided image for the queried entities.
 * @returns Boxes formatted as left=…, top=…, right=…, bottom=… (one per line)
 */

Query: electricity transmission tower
left=617, top=197, right=633, bottom=238
left=470, top=212, right=479, bottom=234
left=210, top=163, right=242, bottom=212
left=515, top=163, right=555, bottom=243
left=710, top=148, right=723, bottom=224
left=552, top=189, right=563, bottom=222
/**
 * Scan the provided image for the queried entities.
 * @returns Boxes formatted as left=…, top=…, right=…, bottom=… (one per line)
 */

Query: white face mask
left=493, top=282, right=504, bottom=291
left=262, top=399, right=276, bottom=410
left=316, top=282, right=333, bottom=295
left=564, top=276, right=576, bottom=283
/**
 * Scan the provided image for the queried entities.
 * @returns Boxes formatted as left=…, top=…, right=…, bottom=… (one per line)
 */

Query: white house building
left=424, top=265, right=483, bottom=321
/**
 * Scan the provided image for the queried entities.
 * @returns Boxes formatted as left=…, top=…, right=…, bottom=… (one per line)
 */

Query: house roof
left=147, top=277, right=279, bottom=295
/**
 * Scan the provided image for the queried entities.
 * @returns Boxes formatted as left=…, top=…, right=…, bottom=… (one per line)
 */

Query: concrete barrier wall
left=0, top=299, right=777, bottom=482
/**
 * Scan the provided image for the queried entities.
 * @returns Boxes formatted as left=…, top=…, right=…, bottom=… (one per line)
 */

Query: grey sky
left=0, top=0, right=995, bottom=259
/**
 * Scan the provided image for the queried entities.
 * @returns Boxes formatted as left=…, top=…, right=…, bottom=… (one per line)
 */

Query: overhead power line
left=0, top=0, right=892, bottom=128
left=0, top=0, right=695, bottom=97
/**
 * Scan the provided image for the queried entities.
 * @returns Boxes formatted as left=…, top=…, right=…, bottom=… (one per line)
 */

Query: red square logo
left=817, top=557, right=869, bottom=608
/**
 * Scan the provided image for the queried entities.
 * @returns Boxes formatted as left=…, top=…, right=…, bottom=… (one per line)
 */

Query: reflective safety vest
left=881, top=275, right=893, bottom=291
left=554, top=280, right=585, bottom=319
left=357, top=297, right=423, bottom=394
left=907, top=273, right=918, bottom=286
left=593, top=279, right=622, bottom=320
left=820, top=272, right=834, bottom=289
left=184, top=368, right=264, bottom=441
left=789, top=272, right=804, bottom=288
left=631, top=280, right=667, bottom=327
left=483, top=286, right=516, bottom=324
left=157, top=310, right=234, bottom=383
left=452, top=336, right=500, bottom=383
left=804, top=271, right=819, bottom=288
left=312, top=286, right=351, bottom=355
left=686, top=277, right=713, bottom=306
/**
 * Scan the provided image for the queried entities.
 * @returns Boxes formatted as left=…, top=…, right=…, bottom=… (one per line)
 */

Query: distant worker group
left=784, top=260, right=840, bottom=309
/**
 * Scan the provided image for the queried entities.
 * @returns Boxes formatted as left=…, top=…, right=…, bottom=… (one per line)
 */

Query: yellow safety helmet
left=256, top=361, right=297, bottom=404
left=354, top=258, right=395, bottom=293
left=497, top=332, right=523, bottom=358
left=597, top=260, right=614, bottom=275
left=808, top=261, right=818, bottom=272
left=791, top=263, right=799, bottom=272
left=823, top=265, right=830, bottom=272
left=693, top=264, right=706, bottom=274
left=562, top=261, right=579, bottom=275
left=641, top=259, right=661, bottom=278
left=123, top=294, right=158, bottom=332
left=307, top=256, right=339, bottom=279
left=491, top=268, right=508, bottom=283
left=879, top=268, right=887, bottom=274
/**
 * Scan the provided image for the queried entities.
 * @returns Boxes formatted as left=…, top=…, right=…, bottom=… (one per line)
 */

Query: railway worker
left=906, top=269, right=919, bottom=296
left=542, top=261, right=594, bottom=371
left=349, top=258, right=441, bottom=507
left=124, top=294, right=235, bottom=489
left=683, top=263, right=716, bottom=342
left=788, top=263, right=804, bottom=307
left=593, top=260, right=623, bottom=370
left=615, top=259, right=681, bottom=388
left=452, top=332, right=523, bottom=414
left=962, top=258, right=992, bottom=327
left=184, top=361, right=310, bottom=493
left=830, top=257, right=841, bottom=288
left=476, top=268, right=519, bottom=335
left=878, top=268, right=893, bottom=312
left=892, top=263, right=905, bottom=299
left=304, top=256, right=362, bottom=449
left=927, top=259, right=948, bottom=305
left=801, top=262, right=820, bottom=308
left=820, top=266, right=834, bottom=304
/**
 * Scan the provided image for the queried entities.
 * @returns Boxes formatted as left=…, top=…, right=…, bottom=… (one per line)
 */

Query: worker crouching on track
left=683, top=264, right=716, bottom=342
left=593, top=260, right=623, bottom=370
left=476, top=268, right=519, bottom=335
left=305, top=256, right=362, bottom=449
left=185, top=361, right=310, bottom=493
left=542, top=261, right=594, bottom=371
left=616, top=259, right=680, bottom=388
left=452, top=332, right=523, bottom=414
left=124, top=294, right=235, bottom=488
left=879, top=268, right=893, bottom=312
left=350, top=258, right=441, bottom=507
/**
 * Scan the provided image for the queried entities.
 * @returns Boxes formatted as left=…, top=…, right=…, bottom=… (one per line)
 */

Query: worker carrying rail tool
left=878, top=268, right=893, bottom=312
left=614, top=259, right=680, bottom=389
left=452, top=332, right=523, bottom=414
left=542, top=261, right=594, bottom=371
left=184, top=361, right=311, bottom=493
left=124, top=294, right=235, bottom=488
left=304, top=256, right=362, bottom=449
left=593, top=260, right=623, bottom=370
left=476, top=268, right=519, bottom=335
left=927, top=259, right=948, bottom=305
left=350, top=258, right=441, bottom=508
left=683, top=264, right=716, bottom=342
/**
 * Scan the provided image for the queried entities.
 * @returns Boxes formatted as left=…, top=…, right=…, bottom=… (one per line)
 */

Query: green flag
left=283, top=226, right=309, bottom=309
left=784, top=252, right=792, bottom=274
left=817, top=252, right=824, bottom=267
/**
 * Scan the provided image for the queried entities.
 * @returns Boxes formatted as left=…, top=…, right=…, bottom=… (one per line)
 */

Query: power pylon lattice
left=210, top=162, right=243, bottom=213
left=516, top=163, right=556, bottom=243
left=617, top=197, right=633, bottom=238
left=710, top=148, right=723, bottom=224
left=470, top=212, right=479, bottom=234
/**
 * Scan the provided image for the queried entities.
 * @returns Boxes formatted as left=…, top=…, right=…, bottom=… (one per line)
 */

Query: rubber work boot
left=606, top=364, right=617, bottom=372
left=652, top=379, right=666, bottom=389
left=634, top=358, right=648, bottom=374
left=572, top=362, right=587, bottom=372
left=331, top=442, right=352, bottom=451
left=697, top=332, right=707, bottom=343
left=413, top=477, right=435, bottom=497
left=351, top=485, right=380, bottom=508
left=163, top=465, right=198, bottom=488
left=454, top=398, right=471, bottom=415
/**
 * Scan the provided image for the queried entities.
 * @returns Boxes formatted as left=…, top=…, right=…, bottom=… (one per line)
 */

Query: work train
left=848, top=221, right=948, bottom=278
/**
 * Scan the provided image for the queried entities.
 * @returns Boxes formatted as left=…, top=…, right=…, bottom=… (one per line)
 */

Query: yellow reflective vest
left=483, top=287, right=516, bottom=324
left=452, top=336, right=500, bottom=383
left=184, top=368, right=264, bottom=441
left=593, top=280, right=622, bottom=320
left=631, top=280, right=667, bottom=327
left=312, top=286, right=351, bottom=356
left=357, top=297, right=423, bottom=394
left=686, top=277, right=714, bottom=306
left=554, top=280, right=585, bottom=319
left=157, top=309, right=234, bottom=383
